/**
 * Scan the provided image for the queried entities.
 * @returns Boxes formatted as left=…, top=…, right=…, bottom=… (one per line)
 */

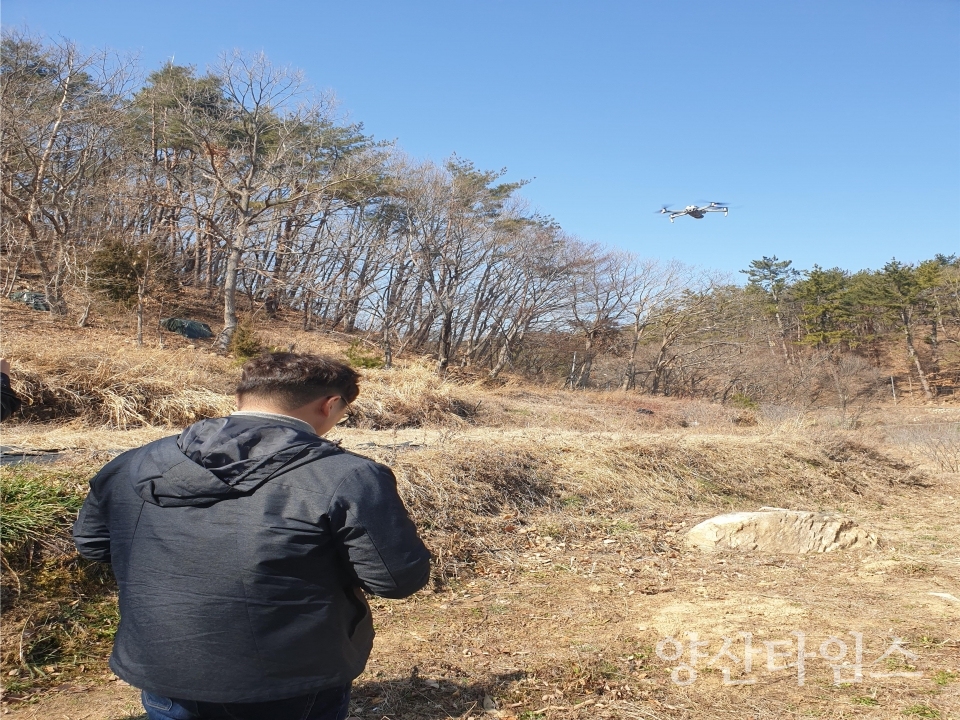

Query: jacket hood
left=130, top=416, right=329, bottom=507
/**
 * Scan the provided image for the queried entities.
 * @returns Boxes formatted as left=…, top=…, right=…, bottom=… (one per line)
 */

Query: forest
left=3, top=31, right=958, bottom=408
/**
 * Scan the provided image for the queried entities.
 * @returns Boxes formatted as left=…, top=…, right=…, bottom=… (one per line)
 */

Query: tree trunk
left=574, top=335, right=595, bottom=388
left=489, top=339, right=512, bottom=380
left=302, top=291, right=312, bottom=331
left=773, top=308, right=791, bottom=364
left=193, top=222, right=203, bottom=287
left=622, top=359, right=637, bottom=391
left=29, top=238, right=67, bottom=315
left=77, top=302, right=91, bottom=328
left=489, top=324, right=526, bottom=380
left=901, top=310, right=933, bottom=400
left=650, top=344, right=670, bottom=394
left=218, top=243, right=242, bottom=351
left=436, top=307, right=453, bottom=372
left=136, top=298, right=145, bottom=347
left=382, top=325, right=394, bottom=370
left=205, top=233, right=215, bottom=298
left=930, top=319, right=939, bottom=368
left=1, top=253, right=23, bottom=297
left=621, top=323, right=648, bottom=390
left=136, top=265, right=149, bottom=347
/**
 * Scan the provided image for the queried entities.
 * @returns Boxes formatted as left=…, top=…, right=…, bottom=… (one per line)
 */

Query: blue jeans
left=141, top=684, right=351, bottom=720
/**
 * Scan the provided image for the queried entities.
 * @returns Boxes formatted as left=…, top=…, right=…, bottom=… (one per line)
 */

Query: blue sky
left=4, top=0, right=958, bottom=278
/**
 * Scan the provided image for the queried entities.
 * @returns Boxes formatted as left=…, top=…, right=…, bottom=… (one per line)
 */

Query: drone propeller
left=657, top=205, right=676, bottom=214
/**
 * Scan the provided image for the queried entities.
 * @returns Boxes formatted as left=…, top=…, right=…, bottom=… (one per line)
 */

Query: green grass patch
left=4, top=590, right=119, bottom=695
left=903, top=705, right=940, bottom=718
left=0, top=464, right=87, bottom=552
left=609, top=519, right=636, bottom=535
left=560, top=494, right=583, bottom=508
left=345, top=340, right=385, bottom=369
left=1, top=462, right=120, bottom=696
left=933, top=670, right=957, bottom=686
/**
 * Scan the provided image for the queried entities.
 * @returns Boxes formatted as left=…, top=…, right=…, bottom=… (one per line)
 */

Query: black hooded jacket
left=1, top=372, right=21, bottom=421
left=73, top=415, right=431, bottom=703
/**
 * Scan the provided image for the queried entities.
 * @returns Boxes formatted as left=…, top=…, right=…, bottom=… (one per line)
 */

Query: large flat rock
left=685, top=508, right=879, bottom=554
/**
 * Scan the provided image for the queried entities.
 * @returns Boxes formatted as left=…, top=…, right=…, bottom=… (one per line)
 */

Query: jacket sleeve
left=329, top=461, right=431, bottom=599
left=73, top=480, right=112, bottom=563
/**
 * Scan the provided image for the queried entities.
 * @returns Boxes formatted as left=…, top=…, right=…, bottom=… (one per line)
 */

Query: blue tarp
left=160, top=318, right=214, bottom=339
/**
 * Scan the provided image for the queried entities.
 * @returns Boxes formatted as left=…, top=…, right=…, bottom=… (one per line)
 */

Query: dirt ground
left=3, top=432, right=957, bottom=720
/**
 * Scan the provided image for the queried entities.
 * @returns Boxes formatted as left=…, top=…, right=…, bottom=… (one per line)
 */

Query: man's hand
left=0, top=359, right=10, bottom=376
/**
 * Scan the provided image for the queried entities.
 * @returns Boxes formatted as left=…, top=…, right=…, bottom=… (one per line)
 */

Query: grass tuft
left=903, top=704, right=941, bottom=718
left=345, top=364, right=481, bottom=429
left=1, top=463, right=120, bottom=696
left=0, top=465, right=86, bottom=555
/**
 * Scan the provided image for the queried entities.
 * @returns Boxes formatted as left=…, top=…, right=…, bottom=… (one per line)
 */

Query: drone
left=659, top=202, right=728, bottom=223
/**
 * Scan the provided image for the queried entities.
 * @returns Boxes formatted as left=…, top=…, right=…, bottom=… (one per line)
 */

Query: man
left=74, top=352, right=431, bottom=720
left=1, top=358, right=22, bottom=421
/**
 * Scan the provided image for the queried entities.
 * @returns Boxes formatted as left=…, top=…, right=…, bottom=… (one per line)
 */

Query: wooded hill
left=2, top=31, right=958, bottom=406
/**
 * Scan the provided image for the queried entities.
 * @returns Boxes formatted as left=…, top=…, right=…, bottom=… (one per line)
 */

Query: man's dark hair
left=236, top=353, right=360, bottom=410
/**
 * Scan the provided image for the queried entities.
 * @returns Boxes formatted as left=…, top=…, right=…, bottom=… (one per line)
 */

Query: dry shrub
left=7, top=340, right=236, bottom=429
left=348, top=438, right=558, bottom=581
left=759, top=402, right=807, bottom=427
left=390, top=443, right=557, bottom=527
left=883, top=422, right=960, bottom=472
left=384, top=440, right=556, bottom=582
left=253, top=326, right=363, bottom=358
left=346, top=364, right=482, bottom=429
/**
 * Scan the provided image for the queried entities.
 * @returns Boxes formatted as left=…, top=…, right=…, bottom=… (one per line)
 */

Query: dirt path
left=4, top=474, right=958, bottom=720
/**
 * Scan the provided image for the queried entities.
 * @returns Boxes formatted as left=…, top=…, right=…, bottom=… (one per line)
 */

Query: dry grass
left=345, top=363, right=484, bottom=429
left=2, top=425, right=939, bottom=705
left=2, top=313, right=486, bottom=430
left=333, top=428, right=930, bottom=586
left=7, top=343, right=235, bottom=429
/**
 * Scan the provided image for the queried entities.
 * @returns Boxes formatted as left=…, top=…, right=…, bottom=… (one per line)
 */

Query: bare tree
left=620, top=258, right=691, bottom=390
left=484, top=222, right=575, bottom=378
left=639, top=272, right=731, bottom=395
left=1, top=31, right=134, bottom=314
left=146, top=51, right=354, bottom=349
left=565, top=244, right=634, bottom=388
